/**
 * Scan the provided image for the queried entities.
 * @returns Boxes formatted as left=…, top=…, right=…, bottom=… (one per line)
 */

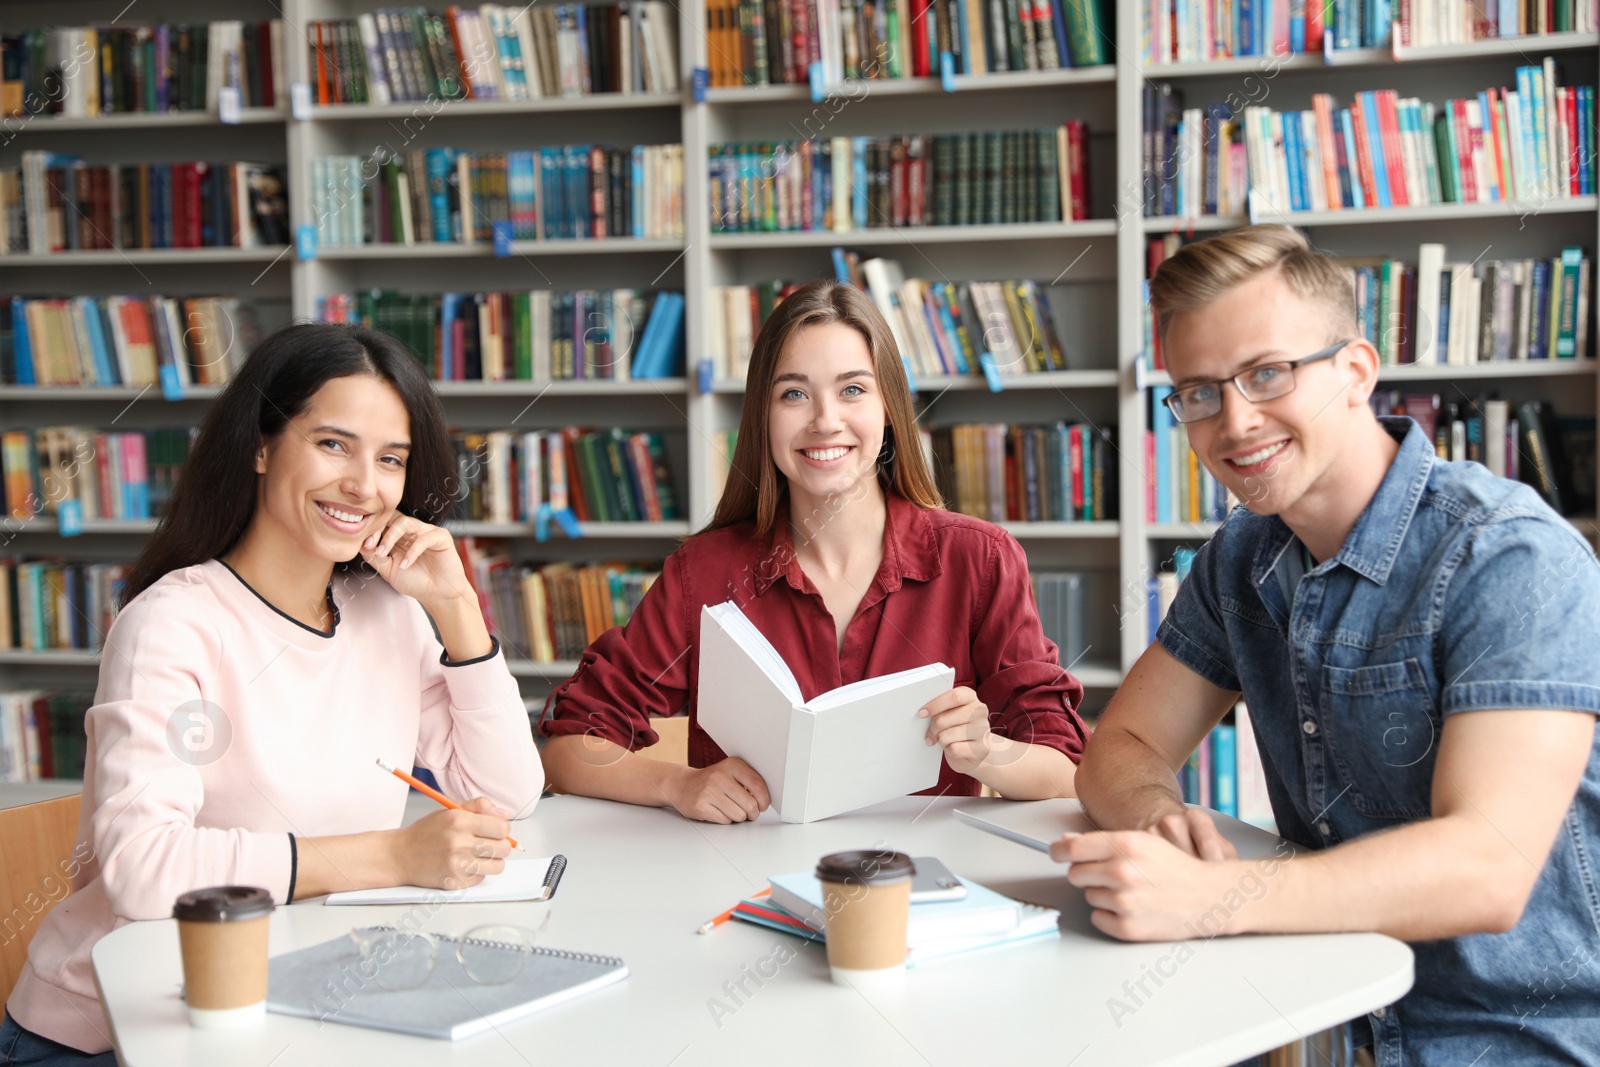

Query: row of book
left=1248, top=69, right=1591, bottom=217
left=318, top=288, right=686, bottom=382
left=854, top=260, right=1078, bottom=379
left=1143, top=0, right=1587, bottom=65
left=458, top=542, right=660, bottom=661
left=926, top=422, right=1120, bottom=523
left=0, top=156, right=290, bottom=255
left=1, top=22, right=286, bottom=118
left=1, top=295, right=270, bottom=388
left=1181, top=704, right=1276, bottom=831
left=0, top=690, right=93, bottom=783
left=1354, top=246, right=1590, bottom=365
left=311, top=143, right=686, bottom=247
left=307, top=3, right=680, bottom=105
left=449, top=428, right=682, bottom=525
left=705, top=0, right=1110, bottom=88
left=1145, top=389, right=1231, bottom=525
left=1141, top=236, right=1592, bottom=369
left=709, top=125, right=1091, bottom=232
left=2, top=428, right=195, bottom=523
left=1372, top=393, right=1595, bottom=515
left=0, top=559, right=125, bottom=654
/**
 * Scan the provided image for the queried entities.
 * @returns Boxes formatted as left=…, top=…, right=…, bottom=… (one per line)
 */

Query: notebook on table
left=323, top=854, right=566, bottom=905
left=266, top=926, right=627, bottom=1040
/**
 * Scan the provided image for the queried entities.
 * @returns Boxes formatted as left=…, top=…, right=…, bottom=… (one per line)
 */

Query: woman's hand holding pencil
left=379, top=758, right=522, bottom=891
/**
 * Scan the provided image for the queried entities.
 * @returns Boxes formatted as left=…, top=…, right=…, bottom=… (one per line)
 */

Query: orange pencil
left=697, top=887, right=771, bottom=934
left=376, top=757, right=521, bottom=851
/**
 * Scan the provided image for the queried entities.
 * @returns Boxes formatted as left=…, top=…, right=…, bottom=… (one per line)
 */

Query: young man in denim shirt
left=1064, top=225, right=1600, bottom=1065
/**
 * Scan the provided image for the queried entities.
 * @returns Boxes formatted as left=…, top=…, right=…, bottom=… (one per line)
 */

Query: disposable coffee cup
left=816, top=850, right=915, bottom=988
left=173, top=886, right=274, bottom=1029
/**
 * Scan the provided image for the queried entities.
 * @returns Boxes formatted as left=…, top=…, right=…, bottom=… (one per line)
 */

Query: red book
left=627, top=433, right=663, bottom=520
left=791, top=0, right=812, bottom=80
left=799, top=144, right=814, bottom=227
left=444, top=9, right=476, bottom=98
left=911, top=0, right=932, bottom=76
left=1452, top=99, right=1478, bottom=202
left=907, top=137, right=925, bottom=225
left=1068, top=426, right=1085, bottom=513
left=1066, top=120, right=1088, bottom=220
left=167, top=165, right=187, bottom=249
left=1567, top=88, right=1580, bottom=195
left=1376, top=90, right=1408, bottom=207
left=257, top=21, right=275, bottom=107
left=1482, top=88, right=1506, bottom=201
left=1144, top=431, right=1157, bottom=521
left=1348, top=96, right=1378, bottom=209
left=314, top=21, right=330, bottom=105
left=187, top=163, right=206, bottom=247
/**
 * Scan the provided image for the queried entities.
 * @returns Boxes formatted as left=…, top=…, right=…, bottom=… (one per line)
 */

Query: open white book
left=697, top=601, right=955, bottom=823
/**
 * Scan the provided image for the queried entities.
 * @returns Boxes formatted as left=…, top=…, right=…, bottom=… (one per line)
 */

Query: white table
left=0, top=780, right=82, bottom=810
left=92, top=795, right=1412, bottom=1067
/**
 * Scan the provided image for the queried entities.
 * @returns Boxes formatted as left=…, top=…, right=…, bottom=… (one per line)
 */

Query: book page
left=795, top=664, right=954, bottom=822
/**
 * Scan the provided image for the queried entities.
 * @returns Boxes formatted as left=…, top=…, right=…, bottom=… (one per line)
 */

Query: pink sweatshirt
left=7, top=560, right=544, bottom=1053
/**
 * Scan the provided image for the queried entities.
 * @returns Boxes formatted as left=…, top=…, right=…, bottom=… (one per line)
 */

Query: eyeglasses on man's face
left=1162, top=340, right=1352, bottom=425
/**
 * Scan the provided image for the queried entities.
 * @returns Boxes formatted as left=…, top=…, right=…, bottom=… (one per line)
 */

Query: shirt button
left=1373, top=1007, right=1387, bottom=1019
left=1318, top=820, right=1332, bottom=836
left=1302, top=720, right=1318, bottom=735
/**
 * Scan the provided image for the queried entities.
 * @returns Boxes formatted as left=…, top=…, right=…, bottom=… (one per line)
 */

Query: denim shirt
left=1158, top=417, right=1600, bottom=1066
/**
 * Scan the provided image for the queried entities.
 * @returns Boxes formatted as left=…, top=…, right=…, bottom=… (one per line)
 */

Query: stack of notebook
left=731, top=871, right=1060, bottom=965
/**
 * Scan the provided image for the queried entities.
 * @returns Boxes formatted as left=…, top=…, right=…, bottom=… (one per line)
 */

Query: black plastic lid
left=815, top=850, right=916, bottom=886
left=172, top=886, right=274, bottom=923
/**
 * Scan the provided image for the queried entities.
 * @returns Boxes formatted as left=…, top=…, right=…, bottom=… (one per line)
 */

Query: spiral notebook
left=266, top=927, right=627, bottom=1040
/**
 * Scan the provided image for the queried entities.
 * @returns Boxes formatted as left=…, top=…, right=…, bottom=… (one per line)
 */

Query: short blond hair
left=1149, top=225, right=1357, bottom=345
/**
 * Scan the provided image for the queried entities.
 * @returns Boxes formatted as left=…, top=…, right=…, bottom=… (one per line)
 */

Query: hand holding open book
left=697, top=601, right=956, bottom=823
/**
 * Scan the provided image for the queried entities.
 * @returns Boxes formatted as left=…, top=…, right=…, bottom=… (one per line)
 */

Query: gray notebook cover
left=267, top=927, right=628, bottom=1040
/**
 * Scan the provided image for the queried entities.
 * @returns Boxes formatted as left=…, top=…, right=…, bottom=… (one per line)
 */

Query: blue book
left=1528, top=260, right=1551, bottom=360
left=630, top=292, right=671, bottom=378
left=1182, top=751, right=1202, bottom=804
left=852, top=138, right=868, bottom=228
left=77, top=297, right=116, bottom=385
left=830, top=247, right=851, bottom=283
left=1213, top=724, right=1238, bottom=817
left=655, top=293, right=686, bottom=377
left=439, top=294, right=458, bottom=379
left=1239, top=0, right=1255, bottom=54
left=1332, top=0, right=1355, bottom=50
left=539, top=148, right=563, bottom=240
left=12, top=297, right=34, bottom=385
left=1147, top=576, right=1161, bottom=643
left=426, top=149, right=455, bottom=242
left=1436, top=266, right=1451, bottom=354
left=1371, top=0, right=1390, bottom=47
left=1283, top=112, right=1307, bottom=211
left=1290, top=0, right=1306, bottom=51
left=1359, top=92, right=1392, bottom=208
left=1174, top=546, right=1197, bottom=582
left=633, top=145, right=647, bottom=236
left=1048, top=0, right=1072, bottom=66
left=1152, top=385, right=1174, bottom=524
left=1498, top=0, right=1519, bottom=35
left=930, top=287, right=966, bottom=374
left=953, top=0, right=970, bottom=72
left=565, top=145, right=588, bottom=239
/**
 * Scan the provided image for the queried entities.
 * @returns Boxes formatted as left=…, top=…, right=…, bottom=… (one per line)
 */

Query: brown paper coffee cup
left=816, top=851, right=914, bottom=986
left=174, top=886, right=274, bottom=1028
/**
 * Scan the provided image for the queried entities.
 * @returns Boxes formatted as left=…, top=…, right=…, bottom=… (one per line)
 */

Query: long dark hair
left=705, top=279, right=942, bottom=537
left=119, top=322, right=456, bottom=607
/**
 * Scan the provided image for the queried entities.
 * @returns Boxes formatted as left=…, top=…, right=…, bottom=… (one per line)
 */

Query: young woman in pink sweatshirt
left=2, top=323, right=544, bottom=1065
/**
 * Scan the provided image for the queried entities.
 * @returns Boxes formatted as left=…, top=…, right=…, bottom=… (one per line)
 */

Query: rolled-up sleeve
left=1156, top=533, right=1243, bottom=693
left=539, top=548, right=693, bottom=752
left=972, top=533, right=1089, bottom=761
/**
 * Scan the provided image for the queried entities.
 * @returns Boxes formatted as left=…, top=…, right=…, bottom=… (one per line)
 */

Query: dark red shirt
left=540, top=492, right=1088, bottom=796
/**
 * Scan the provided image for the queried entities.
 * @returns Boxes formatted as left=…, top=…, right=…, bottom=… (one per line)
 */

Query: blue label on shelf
left=553, top=508, right=582, bottom=538
left=940, top=52, right=956, bottom=93
left=491, top=221, right=513, bottom=257
left=296, top=225, right=318, bottom=260
left=692, top=67, right=709, bottom=103
left=159, top=363, right=184, bottom=401
left=535, top=503, right=553, bottom=542
left=979, top=351, right=1005, bottom=392
left=58, top=500, right=83, bottom=538
left=901, top=355, right=918, bottom=395
left=809, top=62, right=825, bottom=103
left=697, top=358, right=714, bottom=394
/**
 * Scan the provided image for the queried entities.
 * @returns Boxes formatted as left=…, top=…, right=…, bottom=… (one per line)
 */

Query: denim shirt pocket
left=1320, top=658, right=1438, bottom=821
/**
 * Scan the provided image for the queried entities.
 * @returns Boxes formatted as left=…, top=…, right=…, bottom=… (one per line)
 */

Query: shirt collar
left=1251, top=417, right=1431, bottom=589
left=751, top=491, right=942, bottom=597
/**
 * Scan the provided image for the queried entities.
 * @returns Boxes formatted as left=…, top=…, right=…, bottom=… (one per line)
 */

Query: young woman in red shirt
left=539, top=279, right=1088, bottom=822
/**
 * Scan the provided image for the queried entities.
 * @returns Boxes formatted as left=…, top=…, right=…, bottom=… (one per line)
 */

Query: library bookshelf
left=1, top=0, right=1595, bottom=735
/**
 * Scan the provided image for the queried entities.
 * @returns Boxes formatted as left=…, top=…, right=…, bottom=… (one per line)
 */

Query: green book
left=1556, top=247, right=1582, bottom=357
left=513, top=292, right=532, bottom=379
left=983, top=131, right=1003, bottom=224
left=1037, top=128, right=1060, bottom=223
left=645, top=434, right=680, bottom=520
left=602, top=429, right=641, bottom=522
left=1059, top=0, right=1106, bottom=65
left=576, top=433, right=613, bottom=522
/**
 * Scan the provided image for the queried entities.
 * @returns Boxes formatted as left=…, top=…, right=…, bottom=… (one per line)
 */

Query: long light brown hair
left=705, top=279, right=943, bottom=537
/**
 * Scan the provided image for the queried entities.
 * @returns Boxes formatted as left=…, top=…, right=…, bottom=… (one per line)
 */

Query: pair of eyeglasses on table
left=1161, top=340, right=1352, bottom=424
left=349, top=912, right=552, bottom=991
